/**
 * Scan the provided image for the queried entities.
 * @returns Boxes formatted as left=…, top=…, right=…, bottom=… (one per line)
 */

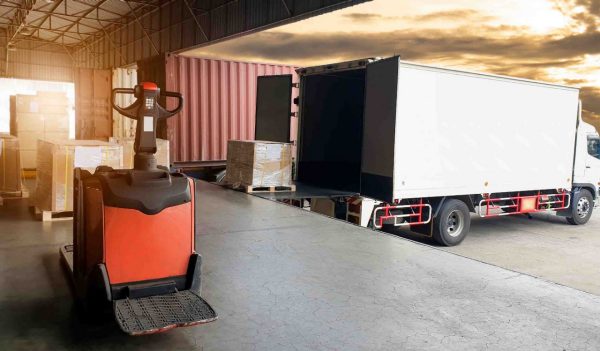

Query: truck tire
left=566, top=189, right=594, bottom=225
left=433, top=199, right=471, bottom=246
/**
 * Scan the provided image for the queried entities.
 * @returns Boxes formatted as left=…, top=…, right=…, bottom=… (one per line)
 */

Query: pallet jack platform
left=60, top=245, right=217, bottom=335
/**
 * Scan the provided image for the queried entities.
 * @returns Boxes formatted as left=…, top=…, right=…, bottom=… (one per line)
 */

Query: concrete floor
left=2, top=181, right=600, bottom=350
left=395, top=211, right=600, bottom=295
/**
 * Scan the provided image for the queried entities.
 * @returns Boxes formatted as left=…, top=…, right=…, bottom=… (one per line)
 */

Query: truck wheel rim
left=446, top=210, right=464, bottom=237
left=577, top=197, right=590, bottom=218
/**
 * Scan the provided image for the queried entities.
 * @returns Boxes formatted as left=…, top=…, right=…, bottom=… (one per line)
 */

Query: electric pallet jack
left=60, top=82, right=217, bottom=335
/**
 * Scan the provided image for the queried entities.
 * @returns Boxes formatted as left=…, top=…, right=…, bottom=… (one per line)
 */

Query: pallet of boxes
left=33, top=139, right=122, bottom=221
left=224, top=140, right=295, bottom=193
left=10, top=91, right=70, bottom=175
left=0, top=134, right=27, bottom=205
left=110, top=137, right=170, bottom=169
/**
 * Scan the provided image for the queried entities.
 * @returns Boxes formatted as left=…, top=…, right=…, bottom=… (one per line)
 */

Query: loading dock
left=2, top=181, right=600, bottom=350
left=2, top=0, right=600, bottom=348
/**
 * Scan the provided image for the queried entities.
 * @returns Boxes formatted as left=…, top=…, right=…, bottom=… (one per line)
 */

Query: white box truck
left=360, top=57, right=600, bottom=245
left=255, top=56, right=600, bottom=246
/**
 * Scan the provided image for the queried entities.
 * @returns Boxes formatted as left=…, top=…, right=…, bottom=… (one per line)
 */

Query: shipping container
left=157, top=54, right=299, bottom=162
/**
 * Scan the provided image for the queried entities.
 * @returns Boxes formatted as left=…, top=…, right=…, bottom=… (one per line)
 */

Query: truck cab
left=574, top=119, right=600, bottom=203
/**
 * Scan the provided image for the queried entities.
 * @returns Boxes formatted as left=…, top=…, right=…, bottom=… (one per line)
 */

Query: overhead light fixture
left=7, top=43, right=17, bottom=51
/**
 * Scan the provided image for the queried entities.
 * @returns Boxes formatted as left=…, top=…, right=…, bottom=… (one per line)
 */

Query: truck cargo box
left=361, top=58, right=580, bottom=202
left=295, top=60, right=371, bottom=192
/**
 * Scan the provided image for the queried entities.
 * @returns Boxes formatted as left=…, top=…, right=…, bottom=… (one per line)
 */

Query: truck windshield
left=589, top=135, right=600, bottom=159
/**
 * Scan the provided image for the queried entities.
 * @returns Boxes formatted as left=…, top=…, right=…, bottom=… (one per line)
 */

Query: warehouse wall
left=0, top=36, right=74, bottom=82
left=162, top=54, right=298, bottom=162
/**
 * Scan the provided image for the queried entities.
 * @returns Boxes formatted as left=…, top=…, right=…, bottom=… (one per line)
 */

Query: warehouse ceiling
left=0, top=0, right=370, bottom=68
left=0, top=0, right=156, bottom=49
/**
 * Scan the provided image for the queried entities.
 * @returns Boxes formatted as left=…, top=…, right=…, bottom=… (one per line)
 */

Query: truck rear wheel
left=566, top=189, right=593, bottom=225
left=432, top=199, right=471, bottom=246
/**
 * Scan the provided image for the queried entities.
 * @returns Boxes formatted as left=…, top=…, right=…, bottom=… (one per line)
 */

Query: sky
left=187, top=0, right=600, bottom=125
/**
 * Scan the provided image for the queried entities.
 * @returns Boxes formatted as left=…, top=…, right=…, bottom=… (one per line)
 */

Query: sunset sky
left=188, top=0, right=600, bottom=124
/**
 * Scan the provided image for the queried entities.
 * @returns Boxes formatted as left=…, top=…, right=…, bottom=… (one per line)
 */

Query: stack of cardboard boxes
left=35, top=139, right=122, bottom=212
left=224, top=140, right=293, bottom=189
left=10, top=92, right=70, bottom=169
left=0, top=134, right=23, bottom=195
left=110, top=137, right=170, bottom=169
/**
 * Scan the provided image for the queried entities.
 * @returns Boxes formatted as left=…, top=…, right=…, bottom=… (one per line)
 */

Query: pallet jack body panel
left=60, top=82, right=216, bottom=335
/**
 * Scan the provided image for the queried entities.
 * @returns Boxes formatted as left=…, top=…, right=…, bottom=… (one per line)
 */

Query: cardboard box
left=16, top=130, right=68, bottom=169
left=311, top=198, right=335, bottom=217
left=14, top=92, right=69, bottom=114
left=11, top=93, right=71, bottom=169
left=20, top=150, right=37, bottom=170
left=17, top=131, right=40, bottom=151
left=44, top=114, right=70, bottom=131
left=14, top=113, right=45, bottom=132
left=35, top=139, right=122, bottom=212
left=224, top=140, right=292, bottom=187
left=0, top=134, right=23, bottom=192
left=110, top=137, right=170, bottom=169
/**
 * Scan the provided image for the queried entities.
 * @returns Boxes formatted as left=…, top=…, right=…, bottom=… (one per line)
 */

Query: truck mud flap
left=114, top=290, right=217, bottom=335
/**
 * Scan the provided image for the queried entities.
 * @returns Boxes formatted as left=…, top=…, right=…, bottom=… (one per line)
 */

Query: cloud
left=408, top=9, right=494, bottom=22
left=194, top=1, right=600, bottom=117
left=554, top=0, right=600, bottom=31
left=342, top=13, right=398, bottom=22
left=195, top=25, right=600, bottom=116
left=201, top=27, right=600, bottom=63
left=581, top=87, right=600, bottom=115
left=580, top=87, right=600, bottom=132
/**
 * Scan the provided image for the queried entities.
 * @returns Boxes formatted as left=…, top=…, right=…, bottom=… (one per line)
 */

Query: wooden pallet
left=238, top=184, right=296, bottom=194
left=33, top=207, right=73, bottom=222
left=21, top=169, right=37, bottom=179
left=0, top=189, right=29, bottom=199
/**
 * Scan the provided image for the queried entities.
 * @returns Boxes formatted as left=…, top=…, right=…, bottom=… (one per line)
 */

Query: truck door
left=255, top=75, right=293, bottom=143
left=584, top=133, right=600, bottom=192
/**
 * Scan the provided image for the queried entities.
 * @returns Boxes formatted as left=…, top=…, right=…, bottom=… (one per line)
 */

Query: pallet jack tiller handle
left=111, top=82, right=183, bottom=170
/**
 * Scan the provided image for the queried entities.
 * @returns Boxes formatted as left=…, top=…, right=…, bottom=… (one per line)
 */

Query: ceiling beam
left=6, top=0, right=36, bottom=44
left=30, top=0, right=63, bottom=32
left=49, top=0, right=109, bottom=43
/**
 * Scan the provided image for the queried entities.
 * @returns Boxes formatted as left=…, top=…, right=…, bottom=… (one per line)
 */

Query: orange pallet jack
left=60, top=82, right=217, bottom=335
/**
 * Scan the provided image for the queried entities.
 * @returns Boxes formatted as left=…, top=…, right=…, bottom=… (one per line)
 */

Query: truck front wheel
left=432, top=199, right=471, bottom=246
left=566, top=189, right=594, bottom=225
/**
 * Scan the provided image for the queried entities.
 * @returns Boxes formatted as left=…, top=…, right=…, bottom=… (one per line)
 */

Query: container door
left=255, top=75, right=292, bottom=143
left=74, top=68, right=112, bottom=140
left=361, top=57, right=400, bottom=203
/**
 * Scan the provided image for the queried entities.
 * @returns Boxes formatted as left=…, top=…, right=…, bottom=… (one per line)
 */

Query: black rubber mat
left=114, top=290, right=217, bottom=335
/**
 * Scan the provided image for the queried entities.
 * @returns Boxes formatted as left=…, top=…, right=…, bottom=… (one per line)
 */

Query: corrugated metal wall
left=0, top=39, right=74, bottom=82
left=164, top=54, right=298, bottom=162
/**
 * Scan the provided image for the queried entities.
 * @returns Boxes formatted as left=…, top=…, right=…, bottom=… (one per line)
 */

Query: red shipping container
left=164, top=55, right=298, bottom=162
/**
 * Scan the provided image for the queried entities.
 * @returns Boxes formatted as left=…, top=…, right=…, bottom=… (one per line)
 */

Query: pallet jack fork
left=60, top=82, right=217, bottom=335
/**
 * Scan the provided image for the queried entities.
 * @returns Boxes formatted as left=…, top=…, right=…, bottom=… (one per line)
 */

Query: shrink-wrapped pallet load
left=110, top=137, right=170, bottom=169
left=10, top=92, right=70, bottom=169
left=224, top=140, right=292, bottom=188
left=35, top=139, right=122, bottom=212
left=0, top=134, right=23, bottom=193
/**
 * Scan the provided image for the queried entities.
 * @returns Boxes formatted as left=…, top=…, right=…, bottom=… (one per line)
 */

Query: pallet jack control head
left=111, top=82, right=183, bottom=171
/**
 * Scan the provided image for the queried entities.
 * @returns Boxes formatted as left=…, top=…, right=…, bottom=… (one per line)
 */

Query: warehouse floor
left=2, top=181, right=600, bottom=350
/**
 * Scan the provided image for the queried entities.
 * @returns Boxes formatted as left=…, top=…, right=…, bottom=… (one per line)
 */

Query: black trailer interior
left=297, top=68, right=367, bottom=192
